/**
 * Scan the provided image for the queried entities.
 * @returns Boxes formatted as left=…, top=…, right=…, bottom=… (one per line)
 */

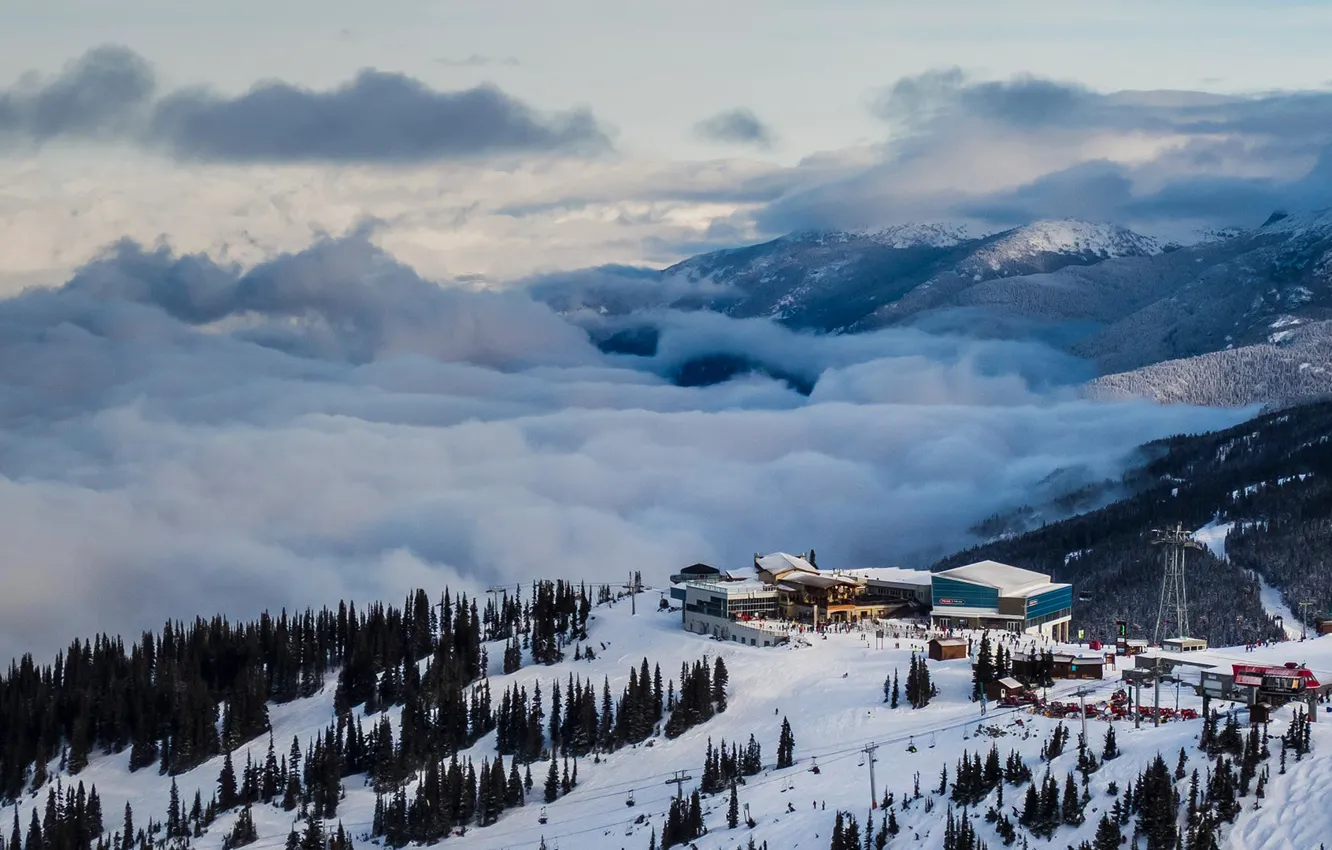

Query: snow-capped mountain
left=531, top=209, right=1332, bottom=407
left=652, top=219, right=1164, bottom=331
left=855, top=222, right=972, bottom=249
left=957, top=220, right=1161, bottom=277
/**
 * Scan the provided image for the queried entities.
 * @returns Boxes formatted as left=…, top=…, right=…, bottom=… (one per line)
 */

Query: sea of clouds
left=0, top=235, right=1248, bottom=661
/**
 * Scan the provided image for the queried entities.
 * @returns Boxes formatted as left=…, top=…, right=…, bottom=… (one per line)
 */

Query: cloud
left=694, top=108, right=776, bottom=148
left=0, top=233, right=1247, bottom=661
left=0, top=45, right=155, bottom=146
left=0, top=46, right=609, bottom=163
left=754, top=68, right=1332, bottom=236
left=436, top=55, right=521, bottom=68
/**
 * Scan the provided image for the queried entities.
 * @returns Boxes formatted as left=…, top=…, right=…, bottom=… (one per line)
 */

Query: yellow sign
left=1077, top=629, right=1085, bottom=639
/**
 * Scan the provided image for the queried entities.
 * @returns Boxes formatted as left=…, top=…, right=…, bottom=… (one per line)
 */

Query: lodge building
left=673, top=551, right=1073, bottom=643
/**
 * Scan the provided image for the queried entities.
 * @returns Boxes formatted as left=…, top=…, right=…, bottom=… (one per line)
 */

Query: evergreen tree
left=217, top=748, right=238, bottom=811
left=727, top=781, right=739, bottom=829
left=1093, top=813, right=1121, bottom=850
left=777, top=718, right=795, bottom=769
left=543, top=758, right=559, bottom=804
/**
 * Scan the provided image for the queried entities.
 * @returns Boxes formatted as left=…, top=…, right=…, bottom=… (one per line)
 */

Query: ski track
left=14, top=598, right=1332, bottom=850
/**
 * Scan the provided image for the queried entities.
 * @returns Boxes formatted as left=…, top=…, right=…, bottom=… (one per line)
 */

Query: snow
left=1255, top=574, right=1304, bottom=641
left=1191, top=519, right=1303, bottom=641
left=967, top=220, right=1161, bottom=270
left=1193, top=518, right=1235, bottom=561
left=755, top=552, right=816, bottom=575
left=836, top=567, right=932, bottom=586
left=18, top=597, right=1332, bottom=850
left=936, top=560, right=1055, bottom=595
left=854, top=222, right=972, bottom=249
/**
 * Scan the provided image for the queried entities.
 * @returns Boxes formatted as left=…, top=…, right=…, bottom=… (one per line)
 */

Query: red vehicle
left=1232, top=662, right=1321, bottom=693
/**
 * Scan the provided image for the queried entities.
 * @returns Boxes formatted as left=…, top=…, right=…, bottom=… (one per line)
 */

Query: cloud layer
left=0, top=46, right=609, bottom=162
left=756, top=68, right=1332, bottom=236
left=0, top=234, right=1246, bottom=661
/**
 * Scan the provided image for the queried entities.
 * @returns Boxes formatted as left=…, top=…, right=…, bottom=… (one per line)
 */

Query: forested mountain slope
left=933, top=400, right=1332, bottom=645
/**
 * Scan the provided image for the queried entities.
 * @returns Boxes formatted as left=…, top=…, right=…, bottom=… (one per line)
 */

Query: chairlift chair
left=857, top=752, right=865, bottom=767
left=539, top=806, right=548, bottom=825
left=906, top=736, right=917, bottom=753
left=626, top=789, right=636, bottom=807
left=810, top=757, right=820, bottom=775
left=928, top=732, right=937, bottom=749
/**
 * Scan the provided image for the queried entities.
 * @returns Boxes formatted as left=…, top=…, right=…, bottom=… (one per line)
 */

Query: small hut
left=928, top=637, right=969, bottom=661
left=985, top=677, right=1026, bottom=701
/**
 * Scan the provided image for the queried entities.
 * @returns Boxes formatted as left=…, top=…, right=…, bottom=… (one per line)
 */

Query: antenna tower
left=1151, top=523, right=1203, bottom=643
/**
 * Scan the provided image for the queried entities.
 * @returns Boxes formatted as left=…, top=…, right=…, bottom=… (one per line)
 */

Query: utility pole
left=1076, top=688, right=1088, bottom=744
left=664, top=770, right=693, bottom=800
left=624, top=572, right=640, bottom=616
left=1154, top=656, right=1162, bottom=728
left=1299, top=601, right=1315, bottom=639
left=1135, top=680, right=1142, bottom=730
left=862, top=743, right=879, bottom=809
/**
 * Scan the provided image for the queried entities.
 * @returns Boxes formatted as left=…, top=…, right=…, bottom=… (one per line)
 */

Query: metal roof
left=935, top=560, right=1055, bottom=596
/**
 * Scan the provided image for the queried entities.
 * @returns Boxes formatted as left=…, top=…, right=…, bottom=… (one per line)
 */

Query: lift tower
left=1151, top=523, right=1203, bottom=644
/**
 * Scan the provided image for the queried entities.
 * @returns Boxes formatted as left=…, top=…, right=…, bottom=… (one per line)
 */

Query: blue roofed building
left=931, top=560, right=1073, bottom=640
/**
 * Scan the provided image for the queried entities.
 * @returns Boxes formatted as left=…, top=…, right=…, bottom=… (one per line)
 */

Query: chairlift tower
left=1151, top=523, right=1203, bottom=644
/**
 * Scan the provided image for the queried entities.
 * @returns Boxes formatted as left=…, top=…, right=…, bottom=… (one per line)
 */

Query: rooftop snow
left=935, top=560, right=1054, bottom=596
left=756, top=552, right=817, bottom=575
left=837, top=567, right=933, bottom=586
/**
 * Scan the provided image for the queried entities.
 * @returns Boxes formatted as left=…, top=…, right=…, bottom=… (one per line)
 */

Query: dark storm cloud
left=150, top=72, right=608, bottom=163
left=0, top=45, right=155, bottom=145
left=0, top=46, right=609, bottom=162
left=694, top=108, right=776, bottom=148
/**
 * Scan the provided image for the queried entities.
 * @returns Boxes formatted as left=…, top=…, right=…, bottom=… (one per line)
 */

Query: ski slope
left=15, top=597, right=1332, bottom=850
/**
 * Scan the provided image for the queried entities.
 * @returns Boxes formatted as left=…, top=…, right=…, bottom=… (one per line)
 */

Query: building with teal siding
left=930, top=560, right=1073, bottom=640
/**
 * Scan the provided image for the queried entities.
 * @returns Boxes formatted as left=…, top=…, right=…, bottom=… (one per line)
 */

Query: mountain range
left=535, top=212, right=1332, bottom=408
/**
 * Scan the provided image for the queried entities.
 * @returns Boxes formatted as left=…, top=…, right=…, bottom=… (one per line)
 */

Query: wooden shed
left=929, top=637, right=969, bottom=661
left=984, top=676, right=1026, bottom=701
left=1052, top=653, right=1104, bottom=680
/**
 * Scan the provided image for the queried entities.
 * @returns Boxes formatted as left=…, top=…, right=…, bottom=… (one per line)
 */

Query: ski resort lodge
left=673, top=552, right=1071, bottom=643
left=930, top=561, right=1073, bottom=640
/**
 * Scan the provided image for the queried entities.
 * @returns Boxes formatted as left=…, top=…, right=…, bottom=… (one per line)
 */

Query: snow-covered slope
left=1084, top=320, right=1332, bottom=407
left=856, top=223, right=972, bottom=249
left=18, top=597, right=1332, bottom=850
left=959, top=220, right=1161, bottom=276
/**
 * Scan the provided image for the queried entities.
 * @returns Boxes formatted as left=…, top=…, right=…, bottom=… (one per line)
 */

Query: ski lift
left=539, top=806, right=548, bottom=825
left=906, top=736, right=917, bottom=753
left=857, top=752, right=865, bottom=767
left=809, top=757, right=820, bottom=775
left=626, top=789, right=636, bottom=807
left=625, top=821, right=634, bottom=836
left=928, top=732, right=937, bottom=749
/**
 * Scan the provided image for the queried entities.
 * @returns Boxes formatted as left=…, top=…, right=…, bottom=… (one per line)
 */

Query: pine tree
left=543, top=758, right=559, bottom=804
left=1093, top=813, right=1121, bottom=850
left=727, top=781, right=739, bottom=829
left=1102, top=725, right=1119, bottom=760
left=713, top=657, right=729, bottom=713
left=777, top=718, right=795, bottom=769
left=1062, top=772, right=1084, bottom=825
left=218, top=748, right=238, bottom=811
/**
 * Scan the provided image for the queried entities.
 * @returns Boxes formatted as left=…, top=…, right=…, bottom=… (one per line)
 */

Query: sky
left=0, top=1, right=1317, bottom=659
left=5, top=0, right=1332, bottom=287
